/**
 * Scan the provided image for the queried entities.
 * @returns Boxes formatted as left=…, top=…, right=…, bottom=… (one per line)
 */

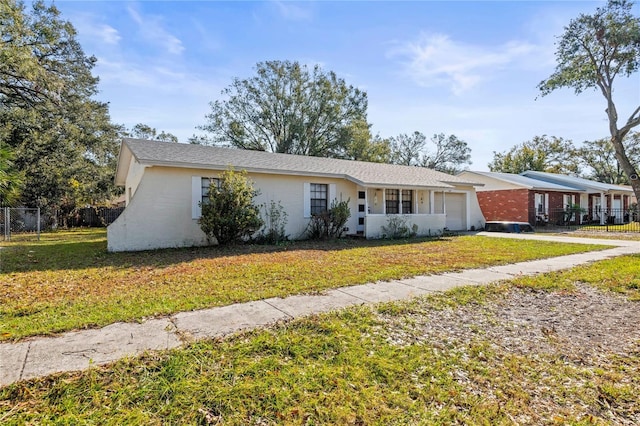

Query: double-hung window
left=401, top=190, right=413, bottom=214
left=201, top=177, right=219, bottom=206
left=310, top=183, right=328, bottom=215
left=385, top=189, right=399, bottom=214
left=192, top=176, right=219, bottom=219
left=563, top=194, right=574, bottom=209
left=304, top=183, right=336, bottom=218
left=534, top=193, right=547, bottom=214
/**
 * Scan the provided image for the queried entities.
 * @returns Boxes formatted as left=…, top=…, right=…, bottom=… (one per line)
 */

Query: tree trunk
left=611, top=135, right=640, bottom=203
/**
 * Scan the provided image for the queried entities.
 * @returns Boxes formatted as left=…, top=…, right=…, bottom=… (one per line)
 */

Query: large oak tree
left=199, top=60, right=368, bottom=158
left=538, top=0, right=640, bottom=200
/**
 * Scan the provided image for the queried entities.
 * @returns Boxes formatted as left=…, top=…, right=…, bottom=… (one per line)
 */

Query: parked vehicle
left=484, top=221, right=535, bottom=233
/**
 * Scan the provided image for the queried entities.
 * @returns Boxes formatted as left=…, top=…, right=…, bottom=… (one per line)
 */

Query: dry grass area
left=0, top=229, right=606, bottom=341
left=377, top=281, right=640, bottom=424
left=1, top=255, right=638, bottom=425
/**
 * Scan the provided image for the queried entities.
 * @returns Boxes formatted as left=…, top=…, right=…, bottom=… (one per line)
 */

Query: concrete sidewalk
left=1, top=233, right=638, bottom=387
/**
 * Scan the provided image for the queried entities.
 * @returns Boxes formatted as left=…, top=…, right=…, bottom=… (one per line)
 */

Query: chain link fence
left=1, top=207, right=42, bottom=241
left=0, top=207, right=125, bottom=241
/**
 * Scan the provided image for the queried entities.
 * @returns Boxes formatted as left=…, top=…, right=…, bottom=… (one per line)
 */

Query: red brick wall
left=476, top=189, right=531, bottom=222
left=548, top=192, right=565, bottom=210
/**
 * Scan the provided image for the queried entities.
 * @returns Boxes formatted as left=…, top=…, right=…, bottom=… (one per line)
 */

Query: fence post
left=4, top=207, right=10, bottom=241
left=37, top=207, right=41, bottom=241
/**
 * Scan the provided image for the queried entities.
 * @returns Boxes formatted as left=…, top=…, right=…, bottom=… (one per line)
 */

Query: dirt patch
left=376, top=284, right=640, bottom=424
left=380, top=283, right=640, bottom=359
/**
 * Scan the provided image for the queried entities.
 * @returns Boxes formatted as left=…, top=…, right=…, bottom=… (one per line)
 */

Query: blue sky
left=55, top=0, right=639, bottom=170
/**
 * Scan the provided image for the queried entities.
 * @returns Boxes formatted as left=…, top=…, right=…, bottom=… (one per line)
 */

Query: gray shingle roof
left=120, top=138, right=480, bottom=189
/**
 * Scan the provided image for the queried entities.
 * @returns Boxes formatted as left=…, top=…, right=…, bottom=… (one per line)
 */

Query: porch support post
left=399, top=189, right=403, bottom=215
left=364, top=189, right=369, bottom=215
left=382, top=189, right=386, bottom=215
left=600, top=192, right=606, bottom=225
left=580, top=194, right=588, bottom=224
left=429, top=191, right=434, bottom=214
left=442, top=191, right=446, bottom=215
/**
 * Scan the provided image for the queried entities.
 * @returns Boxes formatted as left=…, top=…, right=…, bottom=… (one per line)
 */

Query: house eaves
left=464, top=171, right=583, bottom=192
left=521, top=170, right=634, bottom=194
left=114, top=143, right=133, bottom=186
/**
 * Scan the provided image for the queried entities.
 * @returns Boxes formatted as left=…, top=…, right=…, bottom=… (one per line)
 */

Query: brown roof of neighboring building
left=116, top=138, right=481, bottom=189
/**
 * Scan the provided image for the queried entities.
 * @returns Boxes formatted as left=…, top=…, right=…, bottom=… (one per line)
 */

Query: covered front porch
left=354, top=185, right=472, bottom=238
left=585, top=192, right=634, bottom=225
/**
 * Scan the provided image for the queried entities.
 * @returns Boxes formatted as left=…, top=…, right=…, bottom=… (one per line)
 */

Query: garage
left=445, top=192, right=467, bottom=230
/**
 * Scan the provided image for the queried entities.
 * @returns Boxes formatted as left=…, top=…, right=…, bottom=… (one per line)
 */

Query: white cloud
left=127, top=6, right=184, bottom=55
left=99, top=25, right=121, bottom=45
left=70, top=14, right=121, bottom=45
left=391, top=33, right=539, bottom=95
left=272, top=0, right=313, bottom=21
left=94, top=57, right=220, bottom=98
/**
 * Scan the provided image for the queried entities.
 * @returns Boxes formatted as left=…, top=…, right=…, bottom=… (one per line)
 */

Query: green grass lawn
left=1, top=255, right=638, bottom=424
left=0, top=229, right=608, bottom=341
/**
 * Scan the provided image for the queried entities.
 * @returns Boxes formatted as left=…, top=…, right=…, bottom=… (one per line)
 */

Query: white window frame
left=563, top=194, right=574, bottom=209
left=534, top=193, right=549, bottom=215
left=304, top=182, right=336, bottom=218
left=192, top=176, right=219, bottom=219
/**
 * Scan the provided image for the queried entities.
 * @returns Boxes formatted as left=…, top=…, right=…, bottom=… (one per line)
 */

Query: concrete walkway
left=1, top=233, right=638, bottom=387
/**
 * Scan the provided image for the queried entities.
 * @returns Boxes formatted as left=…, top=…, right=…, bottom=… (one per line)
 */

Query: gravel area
left=375, top=284, right=640, bottom=424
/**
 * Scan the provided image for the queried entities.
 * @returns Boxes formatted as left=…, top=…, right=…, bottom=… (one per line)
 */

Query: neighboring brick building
left=458, top=171, right=634, bottom=226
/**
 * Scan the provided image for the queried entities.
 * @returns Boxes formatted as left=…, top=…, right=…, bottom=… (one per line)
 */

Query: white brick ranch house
left=108, top=138, right=485, bottom=252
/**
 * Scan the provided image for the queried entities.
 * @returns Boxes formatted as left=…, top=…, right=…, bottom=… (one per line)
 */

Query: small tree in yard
left=199, top=169, right=263, bottom=245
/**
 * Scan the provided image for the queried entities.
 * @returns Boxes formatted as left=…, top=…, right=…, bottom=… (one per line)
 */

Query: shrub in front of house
left=381, top=215, right=418, bottom=239
left=255, top=200, right=289, bottom=244
left=199, top=168, right=263, bottom=245
left=306, top=199, right=351, bottom=240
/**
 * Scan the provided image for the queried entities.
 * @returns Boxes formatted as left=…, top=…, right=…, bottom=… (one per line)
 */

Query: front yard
left=0, top=229, right=607, bottom=341
left=1, top=254, right=639, bottom=424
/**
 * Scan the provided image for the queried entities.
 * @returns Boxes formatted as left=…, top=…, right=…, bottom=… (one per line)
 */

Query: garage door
left=445, top=193, right=466, bottom=230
